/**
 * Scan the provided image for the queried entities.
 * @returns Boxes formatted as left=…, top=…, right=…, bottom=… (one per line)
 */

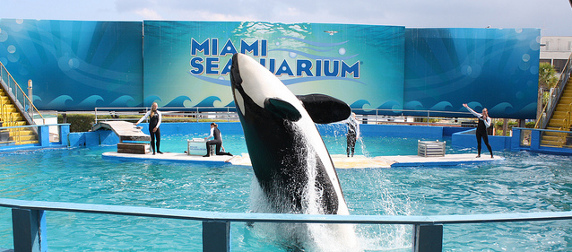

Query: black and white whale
left=230, top=53, right=352, bottom=215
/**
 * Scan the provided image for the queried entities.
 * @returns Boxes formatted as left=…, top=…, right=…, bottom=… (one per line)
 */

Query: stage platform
left=102, top=152, right=503, bottom=168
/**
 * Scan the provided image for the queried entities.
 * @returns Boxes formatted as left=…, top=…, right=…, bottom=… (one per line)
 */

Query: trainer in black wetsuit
left=346, top=112, right=360, bottom=157
left=463, top=103, right=493, bottom=158
left=204, top=123, right=232, bottom=157
left=136, top=102, right=162, bottom=155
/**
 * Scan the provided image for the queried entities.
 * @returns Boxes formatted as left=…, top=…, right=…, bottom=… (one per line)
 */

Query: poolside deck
left=102, top=152, right=502, bottom=168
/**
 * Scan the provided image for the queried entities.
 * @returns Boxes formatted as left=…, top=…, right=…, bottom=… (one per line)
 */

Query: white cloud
left=135, top=8, right=163, bottom=20
left=0, top=0, right=570, bottom=35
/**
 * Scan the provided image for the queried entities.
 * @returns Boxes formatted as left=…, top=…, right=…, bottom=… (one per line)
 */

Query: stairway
left=540, top=78, right=572, bottom=148
left=0, top=88, right=38, bottom=145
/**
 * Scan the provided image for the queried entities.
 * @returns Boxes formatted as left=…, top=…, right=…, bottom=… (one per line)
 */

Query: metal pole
left=427, top=111, right=430, bottom=126
left=203, top=221, right=230, bottom=252
left=27, top=80, right=33, bottom=118
left=413, top=224, right=443, bottom=252
left=12, top=208, right=47, bottom=252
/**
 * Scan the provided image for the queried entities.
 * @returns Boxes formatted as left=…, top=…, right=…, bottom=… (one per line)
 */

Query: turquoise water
left=1, top=132, right=572, bottom=251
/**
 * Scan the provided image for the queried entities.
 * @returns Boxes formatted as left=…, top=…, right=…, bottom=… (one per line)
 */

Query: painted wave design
left=351, top=99, right=536, bottom=117
left=164, top=96, right=192, bottom=107
left=110, top=95, right=137, bottom=107
left=350, top=100, right=403, bottom=115
left=194, top=96, right=222, bottom=107
left=36, top=94, right=141, bottom=109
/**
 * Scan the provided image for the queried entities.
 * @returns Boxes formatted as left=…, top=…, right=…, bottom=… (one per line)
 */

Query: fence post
left=413, top=224, right=443, bottom=252
left=12, top=208, right=47, bottom=252
left=530, top=130, right=541, bottom=151
left=203, top=220, right=230, bottom=252
left=59, top=124, right=70, bottom=146
left=38, top=125, right=50, bottom=147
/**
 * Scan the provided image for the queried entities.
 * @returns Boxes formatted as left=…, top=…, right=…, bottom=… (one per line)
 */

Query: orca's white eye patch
left=234, top=88, right=246, bottom=117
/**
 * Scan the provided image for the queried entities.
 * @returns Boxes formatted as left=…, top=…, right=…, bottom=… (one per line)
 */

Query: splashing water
left=318, top=122, right=370, bottom=157
left=248, top=122, right=363, bottom=251
left=357, top=137, right=370, bottom=157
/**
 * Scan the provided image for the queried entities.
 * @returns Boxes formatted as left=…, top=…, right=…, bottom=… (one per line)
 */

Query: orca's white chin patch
left=234, top=88, right=246, bottom=117
left=235, top=53, right=297, bottom=110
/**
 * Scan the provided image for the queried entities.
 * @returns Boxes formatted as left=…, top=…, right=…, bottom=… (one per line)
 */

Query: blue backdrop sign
left=0, top=19, right=540, bottom=119
left=143, top=21, right=405, bottom=110
left=0, top=19, right=143, bottom=110
left=404, top=28, right=540, bottom=118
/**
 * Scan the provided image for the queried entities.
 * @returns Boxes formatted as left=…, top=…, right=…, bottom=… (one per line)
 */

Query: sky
left=0, top=0, right=571, bottom=36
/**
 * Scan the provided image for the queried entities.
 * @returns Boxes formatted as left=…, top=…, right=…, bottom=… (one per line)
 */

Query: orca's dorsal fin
left=265, top=98, right=302, bottom=121
left=296, top=94, right=351, bottom=124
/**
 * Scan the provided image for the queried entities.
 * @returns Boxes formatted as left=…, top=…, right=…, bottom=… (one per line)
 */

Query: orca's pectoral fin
left=265, top=98, right=302, bottom=121
left=297, top=94, right=351, bottom=124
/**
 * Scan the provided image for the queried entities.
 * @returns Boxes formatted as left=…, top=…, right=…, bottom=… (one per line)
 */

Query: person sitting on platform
left=203, top=123, right=232, bottom=157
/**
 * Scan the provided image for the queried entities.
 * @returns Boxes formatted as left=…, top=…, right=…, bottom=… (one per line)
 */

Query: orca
left=230, top=53, right=351, bottom=215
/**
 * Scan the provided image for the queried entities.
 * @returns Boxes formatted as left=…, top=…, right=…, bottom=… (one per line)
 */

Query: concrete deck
left=102, top=152, right=503, bottom=168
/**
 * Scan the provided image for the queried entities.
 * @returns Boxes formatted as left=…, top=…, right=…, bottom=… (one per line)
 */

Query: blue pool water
left=1, top=131, right=572, bottom=251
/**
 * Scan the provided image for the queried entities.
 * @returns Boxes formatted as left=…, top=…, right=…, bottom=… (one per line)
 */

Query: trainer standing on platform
left=136, top=102, right=162, bottom=155
left=463, top=103, right=493, bottom=158
left=346, top=112, right=360, bottom=157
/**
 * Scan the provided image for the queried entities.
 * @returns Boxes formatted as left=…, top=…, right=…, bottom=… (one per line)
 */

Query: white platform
left=102, top=152, right=239, bottom=165
left=102, top=152, right=503, bottom=168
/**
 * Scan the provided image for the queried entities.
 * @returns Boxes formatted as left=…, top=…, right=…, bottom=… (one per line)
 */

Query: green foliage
left=542, top=91, right=551, bottom=105
left=57, top=114, right=95, bottom=132
left=493, top=119, right=521, bottom=136
left=538, top=62, right=558, bottom=90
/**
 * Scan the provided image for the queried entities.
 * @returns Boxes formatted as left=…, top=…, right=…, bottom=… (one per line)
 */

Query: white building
left=540, top=36, right=572, bottom=72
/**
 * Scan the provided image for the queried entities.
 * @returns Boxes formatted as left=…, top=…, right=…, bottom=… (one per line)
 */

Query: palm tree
left=537, top=62, right=559, bottom=121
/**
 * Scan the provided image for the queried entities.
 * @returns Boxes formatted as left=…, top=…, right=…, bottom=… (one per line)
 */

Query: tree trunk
left=503, top=118, right=509, bottom=136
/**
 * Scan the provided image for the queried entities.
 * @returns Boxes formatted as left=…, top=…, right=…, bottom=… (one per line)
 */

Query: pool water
left=1, top=132, right=572, bottom=251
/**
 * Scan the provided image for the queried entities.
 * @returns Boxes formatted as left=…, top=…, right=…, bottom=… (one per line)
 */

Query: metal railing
left=94, top=107, right=239, bottom=124
left=515, top=127, right=572, bottom=150
left=0, top=123, right=69, bottom=145
left=93, top=107, right=477, bottom=126
left=350, top=108, right=475, bottom=126
left=0, top=61, right=45, bottom=125
left=1, top=198, right=572, bottom=252
left=0, top=61, right=45, bottom=145
left=540, top=127, right=572, bottom=148
left=537, top=52, right=572, bottom=129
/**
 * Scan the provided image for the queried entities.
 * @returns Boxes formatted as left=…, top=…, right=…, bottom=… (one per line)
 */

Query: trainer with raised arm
left=463, top=103, right=493, bottom=158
